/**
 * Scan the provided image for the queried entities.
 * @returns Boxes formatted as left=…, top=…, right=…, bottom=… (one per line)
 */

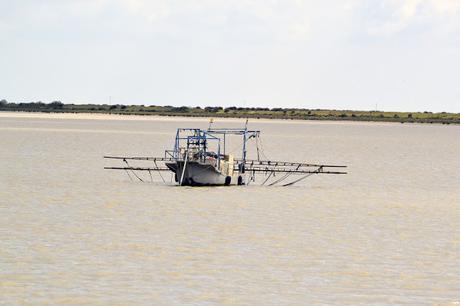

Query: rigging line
left=154, top=159, right=166, bottom=184
left=125, top=169, right=133, bottom=181
left=250, top=161, right=256, bottom=184
left=282, top=172, right=316, bottom=187
left=282, top=167, right=322, bottom=186
left=261, top=170, right=274, bottom=186
left=257, top=136, right=269, bottom=160
left=123, top=159, right=133, bottom=181
left=246, top=167, right=256, bottom=186
left=245, top=161, right=252, bottom=186
left=267, top=163, right=301, bottom=186
left=225, top=133, right=256, bottom=158
left=123, top=159, right=144, bottom=182
left=268, top=171, right=292, bottom=186
left=148, top=169, right=153, bottom=182
left=264, top=166, right=269, bottom=176
left=225, top=139, right=244, bottom=157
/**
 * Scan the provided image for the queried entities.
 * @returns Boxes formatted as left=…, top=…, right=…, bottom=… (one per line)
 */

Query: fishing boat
left=104, top=121, right=347, bottom=186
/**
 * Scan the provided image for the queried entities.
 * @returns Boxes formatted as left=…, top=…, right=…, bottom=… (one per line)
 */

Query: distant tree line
left=0, top=100, right=64, bottom=110
left=0, top=99, right=458, bottom=124
left=0, top=100, right=324, bottom=113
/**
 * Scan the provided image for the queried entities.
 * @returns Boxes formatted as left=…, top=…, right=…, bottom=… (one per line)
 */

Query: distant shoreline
left=1, top=101, right=459, bottom=125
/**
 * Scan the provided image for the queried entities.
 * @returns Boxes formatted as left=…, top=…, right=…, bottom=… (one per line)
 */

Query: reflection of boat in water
left=104, top=122, right=347, bottom=186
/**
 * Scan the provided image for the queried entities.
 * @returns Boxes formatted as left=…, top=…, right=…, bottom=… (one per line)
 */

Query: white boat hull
left=167, top=161, right=232, bottom=186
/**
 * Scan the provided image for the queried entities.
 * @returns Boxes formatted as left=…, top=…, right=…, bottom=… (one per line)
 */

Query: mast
left=241, top=118, right=249, bottom=173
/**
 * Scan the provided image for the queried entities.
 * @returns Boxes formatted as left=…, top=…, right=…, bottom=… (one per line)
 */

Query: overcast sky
left=1, top=0, right=459, bottom=112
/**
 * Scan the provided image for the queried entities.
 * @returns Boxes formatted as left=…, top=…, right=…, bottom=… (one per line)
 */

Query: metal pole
left=223, top=134, right=226, bottom=156
left=179, top=150, right=188, bottom=186
left=243, top=125, right=248, bottom=163
left=174, top=129, right=180, bottom=159
left=217, top=143, right=220, bottom=169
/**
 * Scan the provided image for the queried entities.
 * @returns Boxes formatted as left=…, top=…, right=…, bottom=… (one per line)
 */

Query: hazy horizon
left=1, top=1, right=459, bottom=112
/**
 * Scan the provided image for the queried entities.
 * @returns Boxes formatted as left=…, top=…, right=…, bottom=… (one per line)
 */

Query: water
left=1, top=112, right=459, bottom=305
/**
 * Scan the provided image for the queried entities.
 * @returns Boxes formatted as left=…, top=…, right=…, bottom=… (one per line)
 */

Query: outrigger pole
left=104, top=156, right=347, bottom=186
left=103, top=124, right=347, bottom=186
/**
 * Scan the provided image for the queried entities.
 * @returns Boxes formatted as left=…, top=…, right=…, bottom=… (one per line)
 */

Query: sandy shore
left=0, top=111, right=185, bottom=122
left=1, top=110, right=435, bottom=127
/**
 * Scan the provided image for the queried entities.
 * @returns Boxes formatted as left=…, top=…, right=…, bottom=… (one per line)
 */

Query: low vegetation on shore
left=1, top=99, right=459, bottom=124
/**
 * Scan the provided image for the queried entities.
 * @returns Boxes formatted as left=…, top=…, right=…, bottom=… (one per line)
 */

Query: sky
left=1, top=0, right=459, bottom=112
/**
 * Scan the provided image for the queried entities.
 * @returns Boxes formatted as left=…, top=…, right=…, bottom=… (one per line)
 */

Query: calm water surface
left=1, top=113, right=459, bottom=305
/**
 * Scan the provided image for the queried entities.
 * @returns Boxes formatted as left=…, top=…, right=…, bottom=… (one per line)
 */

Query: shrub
left=49, top=101, right=64, bottom=109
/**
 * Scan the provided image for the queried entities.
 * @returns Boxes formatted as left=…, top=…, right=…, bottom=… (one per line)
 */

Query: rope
left=154, top=159, right=166, bottom=184
left=148, top=169, right=153, bottom=182
left=257, top=136, right=269, bottom=160
left=123, top=159, right=144, bottom=182
left=282, top=166, right=322, bottom=186
left=268, top=171, right=292, bottom=186
left=245, top=162, right=256, bottom=186
left=282, top=173, right=314, bottom=186
left=261, top=170, right=274, bottom=185
left=125, top=169, right=133, bottom=181
left=267, top=164, right=301, bottom=186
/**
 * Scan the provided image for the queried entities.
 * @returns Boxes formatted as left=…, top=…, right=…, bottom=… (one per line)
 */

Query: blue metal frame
left=207, top=128, right=260, bottom=163
left=169, top=127, right=260, bottom=172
